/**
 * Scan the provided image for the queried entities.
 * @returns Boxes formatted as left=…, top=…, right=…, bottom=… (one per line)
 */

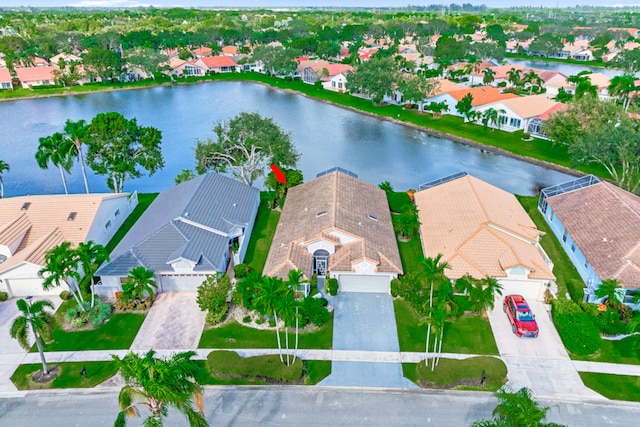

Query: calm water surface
left=508, top=58, right=623, bottom=78
left=0, top=81, right=574, bottom=197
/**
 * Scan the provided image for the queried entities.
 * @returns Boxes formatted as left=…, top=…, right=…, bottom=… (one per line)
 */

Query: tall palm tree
left=124, top=266, right=157, bottom=302
left=113, top=350, right=208, bottom=427
left=10, top=298, right=55, bottom=375
left=482, top=68, right=496, bottom=86
left=609, top=74, right=637, bottom=111
left=253, top=275, right=286, bottom=363
left=594, top=278, right=624, bottom=307
left=418, top=254, right=451, bottom=363
left=507, top=68, right=522, bottom=88
left=35, top=133, right=74, bottom=194
left=62, top=119, right=90, bottom=193
left=40, top=242, right=85, bottom=311
left=472, top=386, right=562, bottom=427
left=75, top=240, right=109, bottom=307
left=469, top=277, right=504, bottom=314
left=0, top=159, right=9, bottom=198
left=287, top=269, right=304, bottom=364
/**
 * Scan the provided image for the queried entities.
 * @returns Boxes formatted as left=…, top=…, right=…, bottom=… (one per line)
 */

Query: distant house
left=192, top=46, right=212, bottom=58
left=415, top=173, right=555, bottom=301
left=263, top=168, right=402, bottom=293
left=195, top=55, right=238, bottom=73
left=561, top=72, right=612, bottom=100
left=0, top=193, right=137, bottom=298
left=555, top=40, right=593, bottom=61
left=539, top=176, right=640, bottom=309
left=221, top=45, right=238, bottom=56
left=49, top=53, right=82, bottom=65
left=425, top=86, right=519, bottom=118
left=470, top=64, right=525, bottom=87
left=96, top=174, right=260, bottom=296
left=297, top=60, right=353, bottom=91
left=167, top=58, right=205, bottom=77
left=474, top=94, right=563, bottom=133
left=15, top=66, right=59, bottom=88
left=0, top=68, right=11, bottom=90
left=538, top=70, right=568, bottom=96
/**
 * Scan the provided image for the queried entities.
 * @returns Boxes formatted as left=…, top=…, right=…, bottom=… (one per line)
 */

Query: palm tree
left=568, top=71, right=598, bottom=99
left=75, top=241, right=109, bottom=307
left=62, top=119, right=90, bottom=193
left=113, top=350, right=208, bottom=427
left=253, top=275, right=286, bottom=363
left=0, top=159, right=9, bottom=198
left=594, top=278, right=624, bottom=307
left=469, top=277, right=504, bottom=314
left=40, top=242, right=85, bottom=311
left=287, top=269, right=304, bottom=364
left=10, top=298, right=55, bottom=375
left=507, top=68, right=522, bottom=88
left=418, top=254, right=451, bottom=363
left=35, top=133, right=74, bottom=194
left=482, top=108, right=506, bottom=130
left=124, top=266, right=157, bottom=302
left=609, top=74, right=637, bottom=111
left=472, top=386, right=563, bottom=427
left=483, top=68, right=496, bottom=86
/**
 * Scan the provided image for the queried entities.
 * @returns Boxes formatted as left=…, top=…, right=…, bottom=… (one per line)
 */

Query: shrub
left=300, top=296, right=329, bottom=327
left=552, top=299, right=601, bottom=355
left=59, top=290, right=71, bottom=301
left=521, top=132, right=531, bottom=140
left=255, top=317, right=265, bottom=325
left=390, top=278, right=401, bottom=297
left=233, top=264, right=252, bottom=279
left=197, top=274, right=231, bottom=312
left=242, top=315, right=252, bottom=323
left=327, top=278, right=339, bottom=296
left=386, top=191, right=412, bottom=213
left=268, top=319, right=276, bottom=327
left=0, top=291, right=8, bottom=302
left=597, top=308, right=629, bottom=336
left=567, top=279, right=585, bottom=302
left=206, top=303, right=228, bottom=326
left=90, top=303, right=113, bottom=327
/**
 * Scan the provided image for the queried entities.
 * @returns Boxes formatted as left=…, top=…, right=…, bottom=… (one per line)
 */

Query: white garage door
left=499, top=280, right=544, bottom=302
left=158, top=275, right=207, bottom=292
left=6, top=278, right=60, bottom=298
left=338, top=275, right=390, bottom=293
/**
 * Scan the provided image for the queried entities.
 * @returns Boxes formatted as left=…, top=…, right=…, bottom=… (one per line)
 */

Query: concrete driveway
left=130, top=292, right=206, bottom=350
left=319, top=292, right=416, bottom=388
left=487, top=296, right=602, bottom=399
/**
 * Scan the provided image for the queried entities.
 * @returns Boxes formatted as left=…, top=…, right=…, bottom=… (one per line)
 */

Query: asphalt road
left=1, top=386, right=639, bottom=426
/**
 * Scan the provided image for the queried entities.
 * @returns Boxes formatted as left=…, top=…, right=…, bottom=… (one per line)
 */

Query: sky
left=1, top=1, right=640, bottom=9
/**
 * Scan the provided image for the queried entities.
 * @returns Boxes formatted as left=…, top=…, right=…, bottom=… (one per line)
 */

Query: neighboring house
left=470, top=64, right=525, bottom=87
left=528, top=103, right=568, bottom=139
left=298, top=59, right=330, bottom=83
left=474, top=94, right=562, bottom=133
left=555, top=40, right=592, bottom=60
left=607, top=27, right=640, bottom=38
left=563, top=72, right=611, bottom=100
left=96, top=174, right=260, bottom=296
left=0, top=193, right=137, bottom=298
left=167, top=58, right=205, bottom=77
left=298, top=60, right=353, bottom=91
left=425, top=86, right=519, bottom=118
left=192, top=46, right=212, bottom=58
left=539, top=176, right=640, bottom=309
left=14, top=66, right=59, bottom=88
left=263, top=167, right=403, bottom=294
left=31, top=57, right=49, bottom=67
left=539, top=70, right=568, bottom=96
left=0, top=68, right=12, bottom=89
left=49, top=53, right=82, bottom=65
left=505, top=39, right=532, bottom=53
left=195, top=55, right=239, bottom=73
left=221, top=45, right=238, bottom=56
left=415, top=172, right=555, bottom=301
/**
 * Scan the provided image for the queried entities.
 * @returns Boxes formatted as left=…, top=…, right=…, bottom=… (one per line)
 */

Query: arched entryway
left=313, top=249, right=330, bottom=276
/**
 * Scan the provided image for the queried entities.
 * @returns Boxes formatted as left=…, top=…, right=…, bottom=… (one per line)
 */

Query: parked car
left=503, top=294, right=539, bottom=338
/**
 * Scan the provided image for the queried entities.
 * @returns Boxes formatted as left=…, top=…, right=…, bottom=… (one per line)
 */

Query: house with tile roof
left=474, top=94, right=563, bottom=133
left=14, top=66, right=59, bottom=88
left=297, top=60, right=354, bottom=92
left=192, top=46, right=212, bottom=58
left=415, top=173, right=555, bottom=301
left=96, top=174, right=259, bottom=296
left=424, top=86, right=519, bottom=118
left=49, top=53, right=82, bottom=66
left=167, top=58, right=205, bottom=77
left=263, top=168, right=402, bottom=294
left=0, top=193, right=137, bottom=298
left=539, top=176, right=640, bottom=308
left=194, top=55, right=239, bottom=73
left=0, top=68, right=11, bottom=90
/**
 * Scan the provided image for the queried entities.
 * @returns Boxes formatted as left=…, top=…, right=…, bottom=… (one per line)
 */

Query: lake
left=0, top=81, right=575, bottom=197
left=508, top=58, right=623, bottom=78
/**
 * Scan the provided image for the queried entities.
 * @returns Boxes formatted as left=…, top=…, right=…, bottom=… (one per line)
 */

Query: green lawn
left=517, top=195, right=585, bottom=302
left=105, top=193, right=158, bottom=254
left=579, top=372, right=640, bottom=402
left=199, top=315, right=333, bottom=349
left=572, top=335, right=640, bottom=365
left=194, top=360, right=269, bottom=386
left=244, top=195, right=280, bottom=273
left=207, top=350, right=303, bottom=381
left=394, top=299, right=498, bottom=355
left=41, top=311, right=146, bottom=352
left=11, top=361, right=118, bottom=390
left=304, top=360, right=332, bottom=385
left=404, top=356, right=507, bottom=391
left=397, top=236, right=424, bottom=275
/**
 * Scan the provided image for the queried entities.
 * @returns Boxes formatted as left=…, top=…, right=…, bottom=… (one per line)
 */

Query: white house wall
left=0, top=263, right=56, bottom=297
left=237, top=195, right=260, bottom=264
left=86, top=195, right=136, bottom=247
left=326, top=229, right=359, bottom=245
left=424, top=93, right=462, bottom=117
left=498, top=277, right=548, bottom=301
left=306, top=239, right=336, bottom=255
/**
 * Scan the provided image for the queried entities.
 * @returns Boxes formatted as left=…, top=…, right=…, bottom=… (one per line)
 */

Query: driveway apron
left=319, top=292, right=416, bottom=388
left=130, top=292, right=206, bottom=351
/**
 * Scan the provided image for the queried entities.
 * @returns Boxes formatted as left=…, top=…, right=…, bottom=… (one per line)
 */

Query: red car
left=503, top=294, right=539, bottom=338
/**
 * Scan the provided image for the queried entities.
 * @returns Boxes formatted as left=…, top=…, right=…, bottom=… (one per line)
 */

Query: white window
left=114, top=208, right=120, bottom=218
left=571, top=243, right=576, bottom=253
left=105, top=220, right=112, bottom=231
left=562, top=231, right=567, bottom=243
left=509, top=117, right=521, bottom=128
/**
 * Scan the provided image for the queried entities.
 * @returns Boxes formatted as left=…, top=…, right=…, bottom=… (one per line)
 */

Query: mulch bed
left=32, top=365, right=61, bottom=384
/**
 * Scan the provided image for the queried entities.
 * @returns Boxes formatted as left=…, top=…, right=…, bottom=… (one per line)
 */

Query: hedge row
left=552, top=299, right=601, bottom=355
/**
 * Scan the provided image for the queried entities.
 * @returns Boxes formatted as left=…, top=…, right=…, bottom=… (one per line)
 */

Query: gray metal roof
left=97, top=173, right=259, bottom=276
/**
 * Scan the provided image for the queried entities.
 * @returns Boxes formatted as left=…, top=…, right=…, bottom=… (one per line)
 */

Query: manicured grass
left=394, top=299, right=498, bottom=355
left=405, top=356, right=507, bottom=391
left=193, top=360, right=269, bottom=386
left=207, top=350, right=303, bottom=382
left=42, top=310, right=146, bottom=352
left=199, top=315, right=333, bottom=349
left=397, top=236, right=424, bottom=275
left=11, top=361, right=118, bottom=390
left=304, top=360, right=332, bottom=385
left=572, top=335, right=640, bottom=365
left=579, top=372, right=640, bottom=402
left=244, top=195, right=280, bottom=273
left=517, top=195, right=585, bottom=302
left=105, top=193, right=158, bottom=254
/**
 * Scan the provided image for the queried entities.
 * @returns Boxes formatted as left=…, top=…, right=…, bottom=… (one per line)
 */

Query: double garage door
left=338, top=274, right=390, bottom=294
left=157, top=275, right=207, bottom=292
left=5, top=278, right=60, bottom=298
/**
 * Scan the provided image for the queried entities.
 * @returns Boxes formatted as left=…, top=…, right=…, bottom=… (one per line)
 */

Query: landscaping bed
left=403, top=356, right=507, bottom=391
left=579, top=372, right=640, bottom=402
left=11, top=361, right=118, bottom=390
left=572, top=335, right=640, bottom=365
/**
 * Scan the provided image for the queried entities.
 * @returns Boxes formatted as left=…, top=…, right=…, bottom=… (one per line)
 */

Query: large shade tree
left=347, top=56, right=399, bottom=104
left=85, top=112, right=164, bottom=193
left=10, top=298, right=55, bottom=376
left=195, top=112, right=299, bottom=186
left=113, top=350, right=208, bottom=427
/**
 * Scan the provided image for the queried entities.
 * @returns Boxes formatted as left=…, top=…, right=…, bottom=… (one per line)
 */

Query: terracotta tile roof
left=537, top=70, right=567, bottom=83
left=263, top=171, right=402, bottom=280
left=472, top=64, right=525, bottom=79
left=485, top=95, right=562, bottom=119
left=414, top=175, right=554, bottom=281
left=546, top=181, right=640, bottom=288
left=538, top=103, right=568, bottom=120
left=197, top=55, right=237, bottom=69
left=447, top=86, right=519, bottom=107
left=0, top=194, right=123, bottom=272
left=432, top=79, right=460, bottom=96
left=0, top=67, right=10, bottom=82
left=586, top=72, right=611, bottom=89
left=192, top=46, right=212, bottom=57
left=221, top=45, right=238, bottom=55
left=14, top=66, right=59, bottom=83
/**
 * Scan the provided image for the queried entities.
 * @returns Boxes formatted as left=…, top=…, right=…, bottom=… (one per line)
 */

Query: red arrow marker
left=270, top=164, right=286, bottom=185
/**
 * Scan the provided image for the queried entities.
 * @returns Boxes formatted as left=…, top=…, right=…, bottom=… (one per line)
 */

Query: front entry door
left=313, top=249, right=330, bottom=276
